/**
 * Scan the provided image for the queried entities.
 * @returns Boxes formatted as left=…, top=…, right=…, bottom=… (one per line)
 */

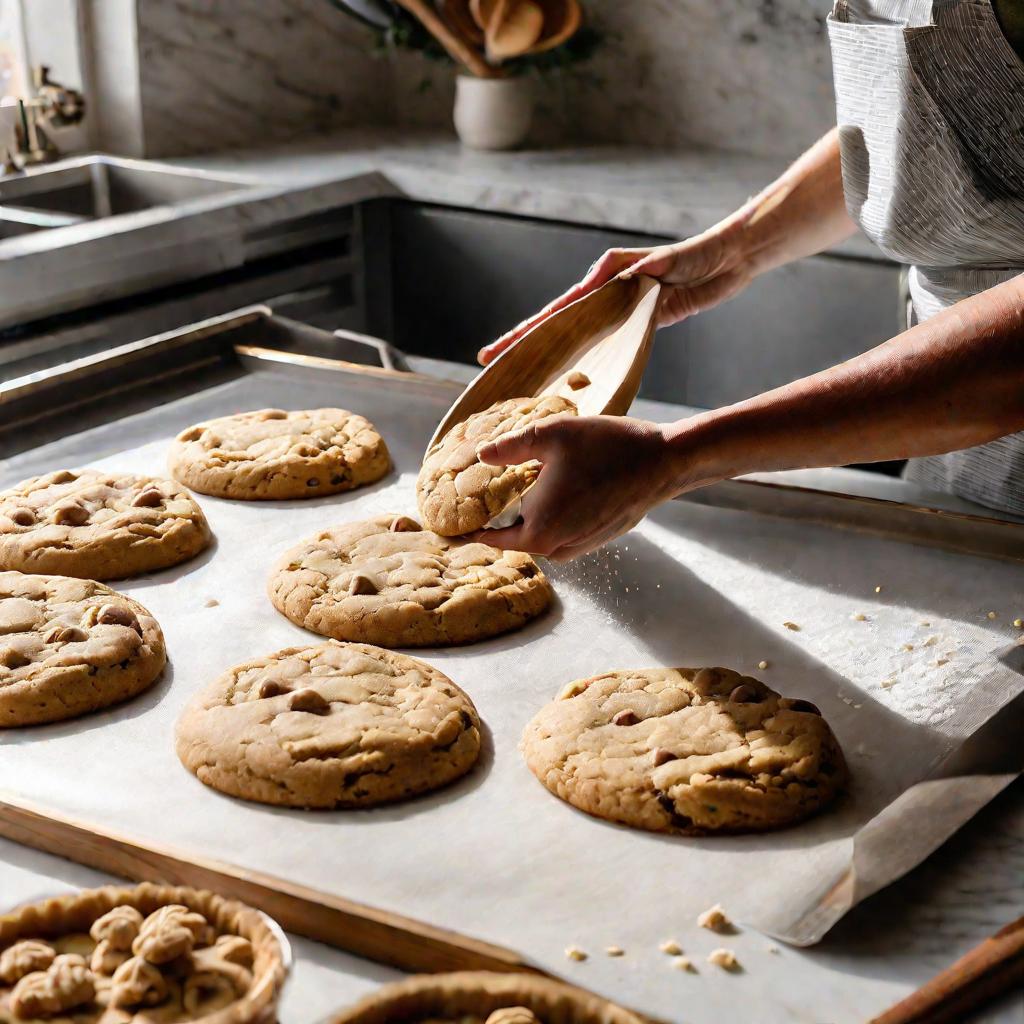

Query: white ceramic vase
left=453, top=75, right=533, bottom=151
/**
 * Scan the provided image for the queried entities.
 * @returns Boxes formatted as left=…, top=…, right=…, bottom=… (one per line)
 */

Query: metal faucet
left=1, top=66, right=85, bottom=173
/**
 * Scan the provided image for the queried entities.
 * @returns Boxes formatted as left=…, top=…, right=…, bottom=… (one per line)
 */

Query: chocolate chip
left=96, top=604, right=142, bottom=634
left=612, top=709, right=639, bottom=726
left=781, top=698, right=821, bottom=716
left=653, top=748, right=678, bottom=766
left=306, top=478, right=320, bottom=487
left=289, top=689, right=330, bottom=715
left=518, top=562, right=537, bottom=578
left=329, top=475, right=346, bottom=485
left=49, top=471, right=76, bottom=484
left=0, top=647, right=30, bottom=669
left=52, top=503, right=90, bottom=526
left=258, top=680, right=288, bottom=699
left=10, top=508, right=34, bottom=527
left=262, top=410, right=288, bottom=420
left=131, top=488, right=164, bottom=508
left=389, top=516, right=420, bottom=533
left=348, top=574, right=378, bottom=596
left=45, top=625, right=87, bottom=644
left=729, top=684, right=761, bottom=704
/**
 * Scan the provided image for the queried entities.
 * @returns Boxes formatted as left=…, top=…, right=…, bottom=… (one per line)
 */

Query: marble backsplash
left=134, top=0, right=838, bottom=160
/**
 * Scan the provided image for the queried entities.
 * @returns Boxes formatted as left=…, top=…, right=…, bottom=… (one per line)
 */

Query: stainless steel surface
left=0, top=157, right=247, bottom=219
left=0, top=157, right=395, bottom=330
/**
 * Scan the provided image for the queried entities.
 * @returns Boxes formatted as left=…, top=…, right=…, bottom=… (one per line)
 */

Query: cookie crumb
left=919, top=620, right=931, bottom=627
left=203, top=598, right=219, bottom=608
left=987, top=611, right=998, bottom=620
left=875, top=585, right=883, bottom=593
left=767, top=945, right=780, bottom=955
left=565, top=946, right=587, bottom=962
left=604, top=945, right=624, bottom=957
left=902, top=643, right=914, bottom=651
left=783, top=621, right=800, bottom=631
left=923, top=635, right=938, bottom=647
left=697, top=904, right=731, bottom=933
left=707, top=948, right=739, bottom=971
left=935, top=658, right=949, bottom=667
left=757, top=660, right=769, bottom=670
left=1014, top=618, right=1023, bottom=629
left=852, top=612, right=867, bottom=622
left=659, top=940, right=683, bottom=956
left=672, top=956, right=695, bottom=972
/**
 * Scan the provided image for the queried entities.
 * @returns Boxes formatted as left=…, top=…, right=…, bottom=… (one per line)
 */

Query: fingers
left=476, top=415, right=570, bottom=467
left=477, top=247, right=653, bottom=365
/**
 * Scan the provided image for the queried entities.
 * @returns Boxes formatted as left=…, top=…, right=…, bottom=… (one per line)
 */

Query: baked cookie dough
left=0, top=882, right=287, bottom=1022
left=417, top=396, right=577, bottom=536
left=522, top=667, right=847, bottom=834
left=0, top=470, right=211, bottom=581
left=0, top=572, right=166, bottom=728
left=327, top=971, right=642, bottom=1024
left=168, top=408, right=390, bottom=500
left=268, top=515, right=552, bottom=648
left=176, top=641, right=481, bottom=809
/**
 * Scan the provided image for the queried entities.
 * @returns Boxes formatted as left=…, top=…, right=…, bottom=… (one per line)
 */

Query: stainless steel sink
left=0, top=155, right=252, bottom=225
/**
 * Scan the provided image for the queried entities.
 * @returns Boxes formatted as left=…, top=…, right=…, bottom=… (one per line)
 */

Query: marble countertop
left=170, top=127, right=882, bottom=259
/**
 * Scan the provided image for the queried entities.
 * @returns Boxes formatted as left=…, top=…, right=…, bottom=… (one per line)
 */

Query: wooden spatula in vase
left=427, top=273, right=662, bottom=450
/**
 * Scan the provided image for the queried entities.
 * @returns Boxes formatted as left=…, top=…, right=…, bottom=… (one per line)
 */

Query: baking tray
left=1, top=310, right=1023, bottom=1024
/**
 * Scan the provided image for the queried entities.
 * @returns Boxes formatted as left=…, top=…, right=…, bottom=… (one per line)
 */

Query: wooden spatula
left=427, top=273, right=662, bottom=450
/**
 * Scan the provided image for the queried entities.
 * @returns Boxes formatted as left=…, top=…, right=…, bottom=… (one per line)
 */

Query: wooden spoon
left=471, top=0, right=545, bottom=62
left=528, top=0, right=582, bottom=54
left=427, top=274, right=662, bottom=450
left=393, top=0, right=500, bottom=77
left=442, top=0, right=484, bottom=46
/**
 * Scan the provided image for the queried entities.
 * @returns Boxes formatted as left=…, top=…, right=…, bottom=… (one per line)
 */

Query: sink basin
left=0, top=156, right=251, bottom=221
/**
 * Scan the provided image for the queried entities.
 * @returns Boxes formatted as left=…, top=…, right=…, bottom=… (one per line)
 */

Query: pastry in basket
left=268, top=514, right=551, bottom=647
left=417, top=396, right=577, bottom=536
left=0, top=572, right=166, bottom=728
left=0, top=882, right=286, bottom=1022
left=326, top=971, right=642, bottom=1024
left=168, top=408, right=390, bottom=500
left=176, top=640, right=482, bottom=809
left=522, top=666, right=847, bottom=834
left=0, top=471, right=210, bottom=580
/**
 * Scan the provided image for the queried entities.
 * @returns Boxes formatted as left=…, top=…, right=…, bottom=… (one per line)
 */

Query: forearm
left=724, top=128, right=858, bottom=277
left=667, top=275, right=1024, bottom=486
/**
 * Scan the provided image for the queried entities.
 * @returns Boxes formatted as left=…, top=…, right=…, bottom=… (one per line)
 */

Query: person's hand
left=468, top=414, right=691, bottom=561
left=477, top=218, right=755, bottom=366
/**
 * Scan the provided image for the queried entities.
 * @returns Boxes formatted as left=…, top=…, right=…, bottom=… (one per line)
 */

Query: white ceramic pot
left=453, top=74, right=533, bottom=151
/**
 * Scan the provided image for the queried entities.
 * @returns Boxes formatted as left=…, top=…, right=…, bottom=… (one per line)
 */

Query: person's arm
left=475, top=274, right=1024, bottom=561
left=478, top=128, right=858, bottom=365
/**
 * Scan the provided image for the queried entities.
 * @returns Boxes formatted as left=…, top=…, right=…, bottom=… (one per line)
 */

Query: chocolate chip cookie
left=327, top=971, right=643, bottom=1024
left=0, top=470, right=211, bottom=581
left=268, top=515, right=552, bottom=648
left=0, top=572, right=166, bottom=727
left=417, top=396, right=577, bottom=536
left=175, top=641, right=482, bottom=809
left=168, top=408, right=390, bottom=500
left=522, top=667, right=847, bottom=834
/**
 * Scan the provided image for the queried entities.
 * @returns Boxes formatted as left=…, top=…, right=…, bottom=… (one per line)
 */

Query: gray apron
left=828, top=0, right=1024, bottom=515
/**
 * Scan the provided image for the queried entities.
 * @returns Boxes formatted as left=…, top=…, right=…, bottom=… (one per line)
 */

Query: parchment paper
left=2, top=366, right=1022, bottom=1023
